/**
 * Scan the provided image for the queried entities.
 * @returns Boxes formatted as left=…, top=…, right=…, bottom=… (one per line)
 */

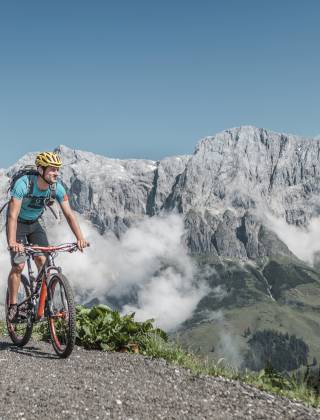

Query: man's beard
left=44, top=175, right=57, bottom=185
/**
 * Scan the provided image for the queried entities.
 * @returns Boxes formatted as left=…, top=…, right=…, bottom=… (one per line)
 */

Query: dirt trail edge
left=0, top=337, right=319, bottom=420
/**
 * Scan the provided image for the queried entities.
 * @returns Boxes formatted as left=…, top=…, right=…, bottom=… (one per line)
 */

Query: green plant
left=254, top=364, right=295, bottom=391
left=75, top=304, right=167, bottom=352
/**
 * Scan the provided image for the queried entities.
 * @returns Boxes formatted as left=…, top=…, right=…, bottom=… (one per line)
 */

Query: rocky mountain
left=0, top=146, right=190, bottom=237
left=2, top=125, right=320, bottom=260
left=2, top=125, right=320, bottom=368
left=166, top=126, right=320, bottom=258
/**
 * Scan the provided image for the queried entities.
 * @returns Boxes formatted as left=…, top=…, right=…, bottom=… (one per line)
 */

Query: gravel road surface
left=0, top=337, right=319, bottom=419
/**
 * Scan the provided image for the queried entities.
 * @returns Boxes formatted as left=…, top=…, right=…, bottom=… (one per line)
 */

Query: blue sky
left=0, top=0, right=319, bottom=168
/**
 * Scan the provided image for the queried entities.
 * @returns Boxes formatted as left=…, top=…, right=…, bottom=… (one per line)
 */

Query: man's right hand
left=8, top=242, right=25, bottom=253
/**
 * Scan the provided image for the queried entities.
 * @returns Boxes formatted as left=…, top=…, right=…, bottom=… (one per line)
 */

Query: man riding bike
left=6, top=151, right=88, bottom=322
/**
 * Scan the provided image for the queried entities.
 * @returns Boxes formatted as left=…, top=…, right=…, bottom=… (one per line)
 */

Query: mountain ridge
left=3, top=125, right=320, bottom=260
left=2, top=126, right=320, bottom=367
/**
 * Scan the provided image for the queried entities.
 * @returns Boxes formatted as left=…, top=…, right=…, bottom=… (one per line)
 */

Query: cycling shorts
left=6, top=218, right=49, bottom=266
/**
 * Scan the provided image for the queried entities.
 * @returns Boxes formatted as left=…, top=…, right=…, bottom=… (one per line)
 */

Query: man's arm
left=7, top=198, right=24, bottom=252
left=59, top=200, right=88, bottom=251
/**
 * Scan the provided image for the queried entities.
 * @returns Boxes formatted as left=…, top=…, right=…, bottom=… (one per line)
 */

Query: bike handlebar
left=23, top=242, right=90, bottom=254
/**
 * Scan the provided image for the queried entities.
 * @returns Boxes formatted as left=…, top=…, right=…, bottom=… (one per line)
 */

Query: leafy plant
left=254, top=364, right=296, bottom=392
left=75, top=304, right=167, bottom=352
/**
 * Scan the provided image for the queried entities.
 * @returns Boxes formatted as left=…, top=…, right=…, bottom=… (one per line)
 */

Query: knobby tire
left=5, top=274, right=33, bottom=347
left=48, top=273, right=76, bottom=358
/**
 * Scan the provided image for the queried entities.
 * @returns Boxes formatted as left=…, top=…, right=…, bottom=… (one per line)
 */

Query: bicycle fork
left=27, top=257, right=48, bottom=320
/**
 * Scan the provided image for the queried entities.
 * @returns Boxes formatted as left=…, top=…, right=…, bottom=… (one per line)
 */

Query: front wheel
left=5, top=274, right=33, bottom=347
left=48, top=273, right=76, bottom=358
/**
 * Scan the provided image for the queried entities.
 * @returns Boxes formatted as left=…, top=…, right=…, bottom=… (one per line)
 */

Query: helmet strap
left=38, top=166, right=54, bottom=186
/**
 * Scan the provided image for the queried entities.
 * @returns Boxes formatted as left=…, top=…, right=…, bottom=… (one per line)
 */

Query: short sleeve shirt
left=11, top=175, right=68, bottom=221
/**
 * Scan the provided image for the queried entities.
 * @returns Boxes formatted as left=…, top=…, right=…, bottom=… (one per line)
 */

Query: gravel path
left=0, top=337, right=319, bottom=420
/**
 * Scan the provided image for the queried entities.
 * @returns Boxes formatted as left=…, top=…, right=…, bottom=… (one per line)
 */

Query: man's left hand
left=77, top=238, right=89, bottom=252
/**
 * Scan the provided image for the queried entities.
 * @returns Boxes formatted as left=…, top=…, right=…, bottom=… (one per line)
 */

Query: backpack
left=0, top=165, right=58, bottom=219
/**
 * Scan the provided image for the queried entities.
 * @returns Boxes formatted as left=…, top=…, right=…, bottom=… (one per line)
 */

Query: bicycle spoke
left=48, top=274, right=76, bottom=358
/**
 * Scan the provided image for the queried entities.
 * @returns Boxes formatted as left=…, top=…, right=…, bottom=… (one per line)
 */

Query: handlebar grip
left=7, top=245, right=24, bottom=251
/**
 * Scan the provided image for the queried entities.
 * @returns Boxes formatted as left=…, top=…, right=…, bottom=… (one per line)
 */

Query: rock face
left=0, top=146, right=190, bottom=238
left=1, top=125, right=319, bottom=260
left=172, top=126, right=320, bottom=216
left=165, top=126, right=320, bottom=258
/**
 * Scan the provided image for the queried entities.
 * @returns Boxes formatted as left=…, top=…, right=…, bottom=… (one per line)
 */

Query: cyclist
left=6, top=151, right=88, bottom=322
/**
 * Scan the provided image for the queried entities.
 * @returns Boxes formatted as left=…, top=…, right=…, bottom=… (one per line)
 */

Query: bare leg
left=8, top=264, right=25, bottom=305
left=34, top=256, right=46, bottom=272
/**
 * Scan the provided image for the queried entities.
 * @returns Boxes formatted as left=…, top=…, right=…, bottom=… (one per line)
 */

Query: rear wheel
left=5, top=275, right=33, bottom=346
left=48, top=274, right=76, bottom=358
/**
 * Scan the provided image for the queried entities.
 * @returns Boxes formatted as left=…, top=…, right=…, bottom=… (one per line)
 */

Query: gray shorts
left=7, top=219, right=49, bottom=266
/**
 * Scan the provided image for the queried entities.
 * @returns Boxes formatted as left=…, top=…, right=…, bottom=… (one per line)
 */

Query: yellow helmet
left=35, top=152, right=62, bottom=168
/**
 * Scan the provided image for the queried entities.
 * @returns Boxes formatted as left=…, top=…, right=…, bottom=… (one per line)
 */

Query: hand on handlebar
left=76, top=238, right=89, bottom=252
left=8, top=242, right=25, bottom=253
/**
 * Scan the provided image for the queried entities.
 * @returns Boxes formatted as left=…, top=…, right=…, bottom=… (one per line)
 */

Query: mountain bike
left=5, top=243, right=80, bottom=358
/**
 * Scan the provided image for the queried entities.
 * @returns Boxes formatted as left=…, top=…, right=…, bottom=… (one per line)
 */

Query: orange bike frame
left=37, top=279, right=47, bottom=319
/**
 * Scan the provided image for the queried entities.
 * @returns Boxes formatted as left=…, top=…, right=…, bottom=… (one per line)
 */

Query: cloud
left=38, top=213, right=209, bottom=332
left=123, top=265, right=207, bottom=331
left=0, top=213, right=209, bottom=331
left=265, top=213, right=320, bottom=264
left=216, top=330, right=243, bottom=369
left=227, top=186, right=320, bottom=265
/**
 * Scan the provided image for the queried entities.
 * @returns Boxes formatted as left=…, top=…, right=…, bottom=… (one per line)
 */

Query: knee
left=11, top=264, right=24, bottom=275
left=34, top=256, right=46, bottom=267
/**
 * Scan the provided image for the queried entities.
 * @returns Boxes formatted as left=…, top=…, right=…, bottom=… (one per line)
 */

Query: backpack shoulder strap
left=50, top=183, right=57, bottom=201
left=26, top=174, right=35, bottom=198
left=45, top=183, right=59, bottom=219
left=44, top=182, right=57, bottom=207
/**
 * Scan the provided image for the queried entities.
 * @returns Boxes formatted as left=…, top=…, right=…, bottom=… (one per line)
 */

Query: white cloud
left=216, top=330, right=243, bottom=369
left=0, top=213, right=207, bottom=332
left=265, top=213, right=320, bottom=264
left=54, top=214, right=209, bottom=331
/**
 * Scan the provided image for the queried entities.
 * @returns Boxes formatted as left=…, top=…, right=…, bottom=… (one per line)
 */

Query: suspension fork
left=35, top=254, right=55, bottom=319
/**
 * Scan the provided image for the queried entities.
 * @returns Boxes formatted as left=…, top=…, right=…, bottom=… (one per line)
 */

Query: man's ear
left=38, top=167, right=43, bottom=175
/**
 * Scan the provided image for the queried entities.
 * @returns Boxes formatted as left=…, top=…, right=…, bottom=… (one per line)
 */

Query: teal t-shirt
left=11, top=175, right=68, bottom=221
